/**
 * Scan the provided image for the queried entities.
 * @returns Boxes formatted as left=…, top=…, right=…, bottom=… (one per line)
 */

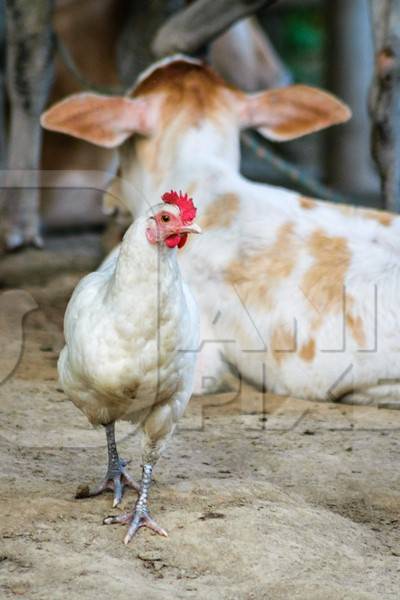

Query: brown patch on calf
left=133, top=60, right=232, bottom=131
left=362, top=208, right=393, bottom=227
left=301, top=230, right=368, bottom=347
left=271, top=324, right=296, bottom=364
left=131, top=61, right=235, bottom=179
left=302, top=232, right=366, bottom=347
left=299, top=196, right=317, bottom=210
left=345, top=295, right=367, bottom=348
left=200, top=194, right=240, bottom=229
left=336, top=203, right=394, bottom=226
left=346, top=313, right=366, bottom=348
left=134, top=60, right=230, bottom=98
left=299, top=196, right=318, bottom=210
left=299, top=338, right=316, bottom=362
left=225, top=221, right=298, bottom=309
left=302, top=199, right=395, bottom=229
left=301, top=230, right=351, bottom=322
left=336, top=204, right=355, bottom=217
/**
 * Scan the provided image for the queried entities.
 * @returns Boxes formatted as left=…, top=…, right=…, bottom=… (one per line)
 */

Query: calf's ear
left=239, top=84, right=351, bottom=141
left=40, top=93, right=155, bottom=148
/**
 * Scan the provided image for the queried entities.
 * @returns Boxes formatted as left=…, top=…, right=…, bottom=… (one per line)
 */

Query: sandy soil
left=1, top=236, right=400, bottom=599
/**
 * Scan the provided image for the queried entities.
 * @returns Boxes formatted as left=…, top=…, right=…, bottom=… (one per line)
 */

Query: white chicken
left=58, top=190, right=201, bottom=544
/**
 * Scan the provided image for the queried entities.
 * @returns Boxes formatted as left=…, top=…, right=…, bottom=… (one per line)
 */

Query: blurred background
left=0, top=0, right=394, bottom=262
left=248, top=0, right=379, bottom=205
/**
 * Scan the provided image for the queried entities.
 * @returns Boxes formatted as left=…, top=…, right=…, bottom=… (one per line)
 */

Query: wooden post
left=369, top=0, right=400, bottom=212
left=0, top=0, right=5, bottom=169
left=326, top=0, right=378, bottom=202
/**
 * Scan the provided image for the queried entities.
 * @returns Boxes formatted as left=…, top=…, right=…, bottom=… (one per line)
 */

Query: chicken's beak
left=180, top=222, right=202, bottom=235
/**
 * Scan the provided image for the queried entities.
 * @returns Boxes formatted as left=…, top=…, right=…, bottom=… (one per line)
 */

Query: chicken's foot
left=75, top=422, right=140, bottom=507
left=103, top=463, right=168, bottom=544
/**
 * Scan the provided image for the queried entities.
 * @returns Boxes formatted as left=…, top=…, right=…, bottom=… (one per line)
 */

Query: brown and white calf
left=42, top=56, right=400, bottom=406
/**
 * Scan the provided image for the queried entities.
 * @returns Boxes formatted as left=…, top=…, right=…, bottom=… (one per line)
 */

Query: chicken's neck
left=109, top=217, right=182, bottom=305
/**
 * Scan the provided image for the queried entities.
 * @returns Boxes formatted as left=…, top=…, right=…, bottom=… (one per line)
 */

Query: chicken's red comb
left=162, top=190, right=197, bottom=224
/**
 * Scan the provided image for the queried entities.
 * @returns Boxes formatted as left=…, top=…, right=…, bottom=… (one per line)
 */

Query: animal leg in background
left=75, top=422, right=140, bottom=508
left=1, top=0, right=55, bottom=250
left=210, top=17, right=291, bottom=91
left=152, top=0, right=278, bottom=57
left=0, top=1, right=6, bottom=169
left=340, top=383, right=400, bottom=408
left=116, top=0, right=185, bottom=86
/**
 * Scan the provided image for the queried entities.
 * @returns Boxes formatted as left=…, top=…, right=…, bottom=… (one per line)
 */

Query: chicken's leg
left=75, top=422, right=140, bottom=507
left=104, top=395, right=189, bottom=543
left=103, top=462, right=167, bottom=544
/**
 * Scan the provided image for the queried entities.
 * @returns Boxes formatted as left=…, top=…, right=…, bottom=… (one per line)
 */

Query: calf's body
left=42, top=57, right=400, bottom=406
left=123, top=136, right=400, bottom=404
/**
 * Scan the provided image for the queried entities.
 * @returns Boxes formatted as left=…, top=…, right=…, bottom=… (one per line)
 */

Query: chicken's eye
left=161, top=214, right=170, bottom=223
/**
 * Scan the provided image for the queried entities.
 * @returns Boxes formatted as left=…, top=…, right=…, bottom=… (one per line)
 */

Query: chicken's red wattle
left=165, top=234, right=181, bottom=248
left=165, top=233, right=188, bottom=248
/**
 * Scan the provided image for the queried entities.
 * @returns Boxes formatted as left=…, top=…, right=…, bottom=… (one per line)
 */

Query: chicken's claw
left=75, top=459, right=140, bottom=507
left=103, top=508, right=168, bottom=544
left=103, top=462, right=167, bottom=543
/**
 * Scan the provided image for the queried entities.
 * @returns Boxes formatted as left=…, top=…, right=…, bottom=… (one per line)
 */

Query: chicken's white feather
left=58, top=214, right=199, bottom=435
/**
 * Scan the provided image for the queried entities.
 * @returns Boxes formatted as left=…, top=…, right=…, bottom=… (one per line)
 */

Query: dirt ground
left=1, top=234, right=400, bottom=600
